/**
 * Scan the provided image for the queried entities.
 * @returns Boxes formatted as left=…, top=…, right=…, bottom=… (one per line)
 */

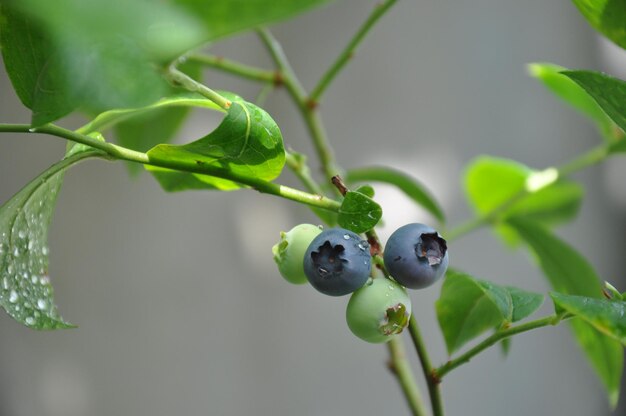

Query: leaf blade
left=174, top=0, right=332, bottom=40
left=508, top=218, right=623, bottom=406
left=0, top=150, right=101, bottom=329
left=551, top=293, right=626, bottom=345
left=337, top=191, right=382, bottom=233
left=528, top=63, right=613, bottom=135
left=561, top=70, right=626, bottom=134
left=146, top=100, right=285, bottom=192
left=436, top=271, right=509, bottom=354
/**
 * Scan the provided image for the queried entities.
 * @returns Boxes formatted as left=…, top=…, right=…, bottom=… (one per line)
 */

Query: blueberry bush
left=1, top=0, right=626, bottom=415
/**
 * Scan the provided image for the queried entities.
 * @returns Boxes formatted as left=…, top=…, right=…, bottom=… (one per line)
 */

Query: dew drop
left=31, top=275, right=38, bottom=284
left=18, top=230, right=26, bottom=239
left=25, top=316, right=35, bottom=325
left=37, top=299, right=47, bottom=310
left=9, top=290, right=18, bottom=303
left=343, top=234, right=350, bottom=240
left=27, top=240, right=34, bottom=251
left=41, top=246, right=49, bottom=256
left=28, top=128, right=36, bottom=133
left=2, top=278, right=8, bottom=290
left=13, top=247, right=20, bottom=257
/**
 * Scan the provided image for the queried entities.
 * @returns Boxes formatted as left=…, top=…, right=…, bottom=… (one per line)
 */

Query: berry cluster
left=273, top=223, right=448, bottom=343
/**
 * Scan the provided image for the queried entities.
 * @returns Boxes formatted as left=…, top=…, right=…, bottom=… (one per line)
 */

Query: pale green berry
left=346, top=278, right=412, bottom=343
left=272, top=224, right=322, bottom=284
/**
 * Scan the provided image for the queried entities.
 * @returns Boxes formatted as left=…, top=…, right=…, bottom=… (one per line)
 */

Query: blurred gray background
left=1, top=0, right=625, bottom=415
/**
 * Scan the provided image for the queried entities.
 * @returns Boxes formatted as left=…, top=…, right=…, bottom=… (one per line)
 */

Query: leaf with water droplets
left=551, top=293, right=626, bottom=346
left=337, top=191, right=382, bottom=233
left=0, top=149, right=100, bottom=329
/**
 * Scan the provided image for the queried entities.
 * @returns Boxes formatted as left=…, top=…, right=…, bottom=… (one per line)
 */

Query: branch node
left=430, top=369, right=441, bottom=385
left=306, top=97, right=319, bottom=110
left=273, top=71, right=284, bottom=87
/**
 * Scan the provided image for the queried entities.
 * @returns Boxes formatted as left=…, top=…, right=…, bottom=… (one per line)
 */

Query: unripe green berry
left=346, top=278, right=412, bottom=343
left=272, top=224, right=322, bottom=284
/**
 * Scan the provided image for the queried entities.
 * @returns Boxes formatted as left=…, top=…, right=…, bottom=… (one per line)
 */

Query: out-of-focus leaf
left=464, top=157, right=583, bottom=244
left=174, top=0, right=332, bottom=40
left=113, top=62, right=204, bottom=175
left=347, top=166, right=445, bottom=223
left=0, top=5, right=76, bottom=123
left=508, top=217, right=623, bottom=407
left=1, top=0, right=206, bottom=125
left=573, top=0, right=626, bottom=50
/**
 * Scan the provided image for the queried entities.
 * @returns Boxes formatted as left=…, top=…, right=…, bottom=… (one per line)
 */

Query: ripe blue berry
left=303, top=228, right=371, bottom=296
left=346, top=278, right=412, bottom=343
left=272, top=224, right=322, bottom=284
left=383, top=223, right=448, bottom=289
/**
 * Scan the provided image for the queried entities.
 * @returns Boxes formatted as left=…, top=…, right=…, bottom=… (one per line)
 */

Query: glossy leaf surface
left=551, top=293, right=626, bottom=346
left=147, top=100, right=285, bottom=191
left=337, top=191, right=382, bottom=233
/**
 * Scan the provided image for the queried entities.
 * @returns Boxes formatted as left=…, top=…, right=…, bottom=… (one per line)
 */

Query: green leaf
left=146, top=100, right=285, bottom=192
left=346, top=166, right=445, bottom=223
left=528, top=63, right=614, bottom=136
left=573, top=0, right=626, bottom=50
left=561, top=70, right=626, bottom=137
left=174, top=0, right=332, bottom=40
left=562, top=70, right=626, bottom=153
left=113, top=62, right=205, bottom=175
left=436, top=272, right=510, bottom=354
left=355, top=185, right=375, bottom=199
left=0, top=5, right=76, bottom=123
left=2, top=0, right=207, bottom=126
left=435, top=270, right=543, bottom=354
left=337, top=191, right=382, bottom=233
left=508, top=286, right=545, bottom=322
left=508, top=218, right=623, bottom=406
left=0, top=149, right=101, bottom=329
left=464, top=157, right=583, bottom=242
left=571, top=320, right=623, bottom=408
left=508, top=218, right=602, bottom=296
left=551, top=293, right=626, bottom=345
left=77, top=94, right=222, bottom=136
left=147, top=167, right=241, bottom=192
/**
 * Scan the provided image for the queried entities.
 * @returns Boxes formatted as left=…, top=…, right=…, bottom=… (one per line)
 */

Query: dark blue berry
left=383, top=223, right=448, bottom=289
left=303, top=228, right=371, bottom=296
